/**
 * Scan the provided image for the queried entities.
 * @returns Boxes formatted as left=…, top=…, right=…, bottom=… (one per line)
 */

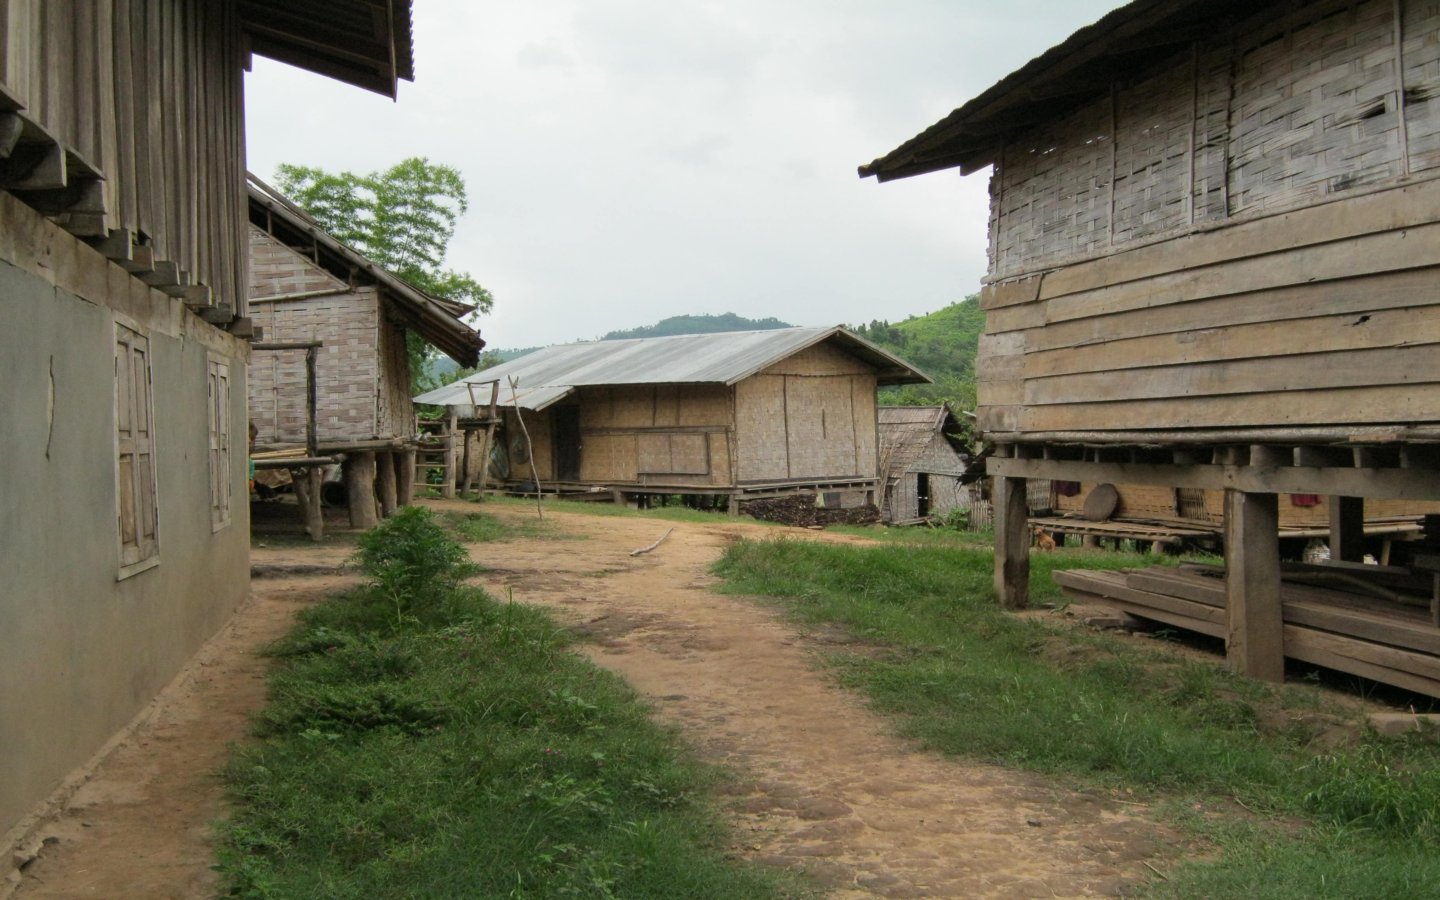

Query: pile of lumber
left=1055, top=564, right=1440, bottom=698
left=743, top=493, right=880, bottom=527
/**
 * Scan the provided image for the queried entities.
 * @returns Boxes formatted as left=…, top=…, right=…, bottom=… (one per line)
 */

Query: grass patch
left=713, top=537, right=1440, bottom=897
left=219, top=509, right=802, bottom=898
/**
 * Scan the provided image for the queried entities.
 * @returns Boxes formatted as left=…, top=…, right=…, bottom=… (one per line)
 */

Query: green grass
left=218, top=510, right=803, bottom=899
left=713, top=537, right=1440, bottom=897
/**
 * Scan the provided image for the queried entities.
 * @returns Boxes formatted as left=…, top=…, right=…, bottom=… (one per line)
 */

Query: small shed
left=416, top=327, right=930, bottom=511
left=877, top=405, right=970, bottom=524
left=246, top=175, right=484, bottom=529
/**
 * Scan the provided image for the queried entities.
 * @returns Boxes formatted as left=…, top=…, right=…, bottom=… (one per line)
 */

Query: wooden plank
left=1016, top=383, right=1440, bottom=433
left=1043, top=221, right=1440, bottom=328
left=1284, top=626, right=1440, bottom=697
left=1225, top=490, right=1284, bottom=682
left=1034, top=174, right=1440, bottom=301
left=994, top=475, right=1030, bottom=609
left=1024, top=344, right=1440, bottom=406
left=988, top=457, right=1440, bottom=503
left=1023, top=299, right=1440, bottom=381
left=1014, top=267, right=1440, bottom=356
left=1052, top=570, right=1228, bottom=626
left=979, top=274, right=1043, bottom=310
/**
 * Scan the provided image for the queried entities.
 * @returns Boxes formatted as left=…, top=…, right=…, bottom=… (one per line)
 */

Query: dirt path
left=9, top=501, right=1172, bottom=899
left=8, top=548, right=355, bottom=900
left=455, top=500, right=1172, bottom=898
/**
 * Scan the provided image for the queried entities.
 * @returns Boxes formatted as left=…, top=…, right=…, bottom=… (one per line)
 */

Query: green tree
left=274, top=158, right=493, bottom=388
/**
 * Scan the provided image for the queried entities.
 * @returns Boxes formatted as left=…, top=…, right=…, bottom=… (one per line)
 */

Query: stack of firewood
left=742, top=493, right=880, bottom=527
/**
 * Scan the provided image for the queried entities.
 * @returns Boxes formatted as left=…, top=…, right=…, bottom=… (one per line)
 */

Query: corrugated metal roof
left=415, top=326, right=930, bottom=410
left=239, top=0, right=416, bottom=98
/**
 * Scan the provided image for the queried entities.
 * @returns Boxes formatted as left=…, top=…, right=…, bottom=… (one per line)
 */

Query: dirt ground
left=9, top=499, right=1176, bottom=899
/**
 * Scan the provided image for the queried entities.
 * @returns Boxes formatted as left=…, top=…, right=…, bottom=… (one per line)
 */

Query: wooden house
left=862, top=0, right=1440, bottom=695
left=416, top=327, right=929, bottom=511
left=0, top=0, right=416, bottom=847
left=877, top=405, right=970, bottom=524
left=246, top=176, right=484, bottom=530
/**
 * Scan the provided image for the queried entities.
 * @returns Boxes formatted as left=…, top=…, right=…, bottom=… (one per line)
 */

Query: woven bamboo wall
left=248, top=289, right=390, bottom=446
left=568, top=384, right=733, bottom=485
left=503, top=407, right=552, bottom=482
left=989, top=0, right=1440, bottom=279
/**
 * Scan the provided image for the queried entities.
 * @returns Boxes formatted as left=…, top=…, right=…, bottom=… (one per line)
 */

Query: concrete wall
left=0, top=194, right=251, bottom=838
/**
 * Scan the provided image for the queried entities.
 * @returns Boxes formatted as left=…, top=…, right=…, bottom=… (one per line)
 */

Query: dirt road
left=462, top=501, right=1169, bottom=898
left=9, top=500, right=1170, bottom=898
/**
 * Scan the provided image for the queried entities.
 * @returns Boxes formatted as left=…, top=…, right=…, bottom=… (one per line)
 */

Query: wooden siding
left=977, top=177, right=1440, bottom=441
left=988, top=0, right=1440, bottom=281
left=0, top=0, right=248, bottom=316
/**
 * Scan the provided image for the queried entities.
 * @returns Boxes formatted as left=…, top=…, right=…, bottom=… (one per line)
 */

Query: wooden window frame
left=208, top=354, right=232, bottom=532
left=116, top=320, right=160, bottom=579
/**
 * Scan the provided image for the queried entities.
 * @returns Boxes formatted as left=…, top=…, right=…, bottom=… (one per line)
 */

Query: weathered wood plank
left=1024, top=344, right=1440, bottom=406
left=1225, top=490, right=1283, bottom=682
left=994, top=475, right=1030, bottom=609
left=1018, top=383, right=1440, bottom=434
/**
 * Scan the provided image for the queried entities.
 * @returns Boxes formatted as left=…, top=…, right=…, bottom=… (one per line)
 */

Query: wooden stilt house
left=862, top=0, right=1440, bottom=695
left=246, top=176, right=484, bottom=533
left=0, top=0, right=418, bottom=848
left=877, top=405, right=970, bottom=524
left=416, top=327, right=930, bottom=511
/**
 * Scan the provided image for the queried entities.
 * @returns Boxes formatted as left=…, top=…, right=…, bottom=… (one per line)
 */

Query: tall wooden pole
left=993, top=475, right=1030, bottom=609
left=398, top=446, right=417, bottom=505
left=377, top=450, right=398, bottom=517
left=1328, top=495, right=1365, bottom=562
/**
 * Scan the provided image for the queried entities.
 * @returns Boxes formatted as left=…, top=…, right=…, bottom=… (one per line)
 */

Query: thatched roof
left=878, top=405, right=967, bottom=477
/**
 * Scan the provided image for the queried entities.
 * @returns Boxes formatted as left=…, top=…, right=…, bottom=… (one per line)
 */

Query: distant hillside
left=601, top=313, right=791, bottom=341
left=850, top=296, right=983, bottom=415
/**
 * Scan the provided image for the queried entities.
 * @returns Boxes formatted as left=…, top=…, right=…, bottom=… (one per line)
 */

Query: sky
left=244, top=1, right=1118, bottom=349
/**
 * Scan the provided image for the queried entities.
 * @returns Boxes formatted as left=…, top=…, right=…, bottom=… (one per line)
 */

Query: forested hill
left=849, top=295, right=984, bottom=412
left=601, top=313, right=791, bottom=340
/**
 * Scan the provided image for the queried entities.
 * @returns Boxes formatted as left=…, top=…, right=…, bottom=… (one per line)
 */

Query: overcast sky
left=245, top=1, right=1117, bottom=349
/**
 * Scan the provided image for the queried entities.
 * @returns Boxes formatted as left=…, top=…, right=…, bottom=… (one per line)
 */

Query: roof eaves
left=858, top=0, right=1228, bottom=182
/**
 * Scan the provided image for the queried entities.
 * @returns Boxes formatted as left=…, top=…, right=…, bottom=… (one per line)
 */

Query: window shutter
left=117, top=324, right=159, bottom=573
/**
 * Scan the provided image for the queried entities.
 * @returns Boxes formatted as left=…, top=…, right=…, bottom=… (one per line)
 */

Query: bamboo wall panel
left=986, top=0, right=1440, bottom=281
left=1055, top=483, right=1436, bottom=526
left=785, top=375, right=859, bottom=479
left=759, top=342, right=873, bottom=376
left=249, top=291, right=384, bottom=445
left=249, top=228, right=344, bottom=297
left=0, top=0, right=248, bottom=314
left=375, top=301, right=412, bottom=439
left=735, top=375, right=789, bottom=481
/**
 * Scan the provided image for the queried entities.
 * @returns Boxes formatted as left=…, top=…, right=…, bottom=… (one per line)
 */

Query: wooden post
left=291, top=466, right=324, bottom=541
left=459, top=427, right=473, bottom=499
left=993, top=475, right=1030, bottom=609
left=442, top=412, right=458, bottom=499
left=1328, top=495, right=1365, bottom=562
left=399, top=446, right=417, bottom=505
left=344, top=451, right=380, bottom=529
left=377, top=450, right=398, bottom=517
left=304, top=345, right=318, bottom=459
left=1224, top=490, right=1283, bottom=683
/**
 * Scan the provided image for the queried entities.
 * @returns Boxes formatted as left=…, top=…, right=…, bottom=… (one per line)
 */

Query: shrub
left=353, top=507, right=474, bottom=625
